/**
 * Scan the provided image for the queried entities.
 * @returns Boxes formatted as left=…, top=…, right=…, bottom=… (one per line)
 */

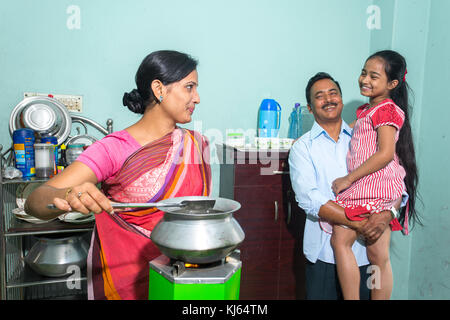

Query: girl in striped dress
left=329, top=50, right=419, bottom=300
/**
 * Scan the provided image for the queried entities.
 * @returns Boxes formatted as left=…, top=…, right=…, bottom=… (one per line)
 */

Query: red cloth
left=344, top=205, right=403, bottom=231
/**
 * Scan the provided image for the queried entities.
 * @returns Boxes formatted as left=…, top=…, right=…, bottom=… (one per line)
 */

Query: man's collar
left=310, top=119, right=352, bottom=140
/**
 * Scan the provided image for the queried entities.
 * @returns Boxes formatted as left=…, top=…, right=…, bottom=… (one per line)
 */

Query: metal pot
left=150, top=196, right=245, bottom=264
left=24, top=233, right=89, bottom=277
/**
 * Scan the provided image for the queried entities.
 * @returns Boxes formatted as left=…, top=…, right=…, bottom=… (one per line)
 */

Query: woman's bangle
left=64, top=187, right=73, bottom=201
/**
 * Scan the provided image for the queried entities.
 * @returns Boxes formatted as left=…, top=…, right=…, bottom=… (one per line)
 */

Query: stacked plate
left=14, top=183, right=95, bottom=224
left=58, top=211, right=95, bottom=224
left=14, top=183, right=51, bottom=224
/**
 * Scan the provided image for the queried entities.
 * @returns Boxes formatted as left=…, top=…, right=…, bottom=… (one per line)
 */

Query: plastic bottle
left=57, top=144, right=68, bottom=173
left=288, top=103, right=303, bottom=139
left=13, top=128, right=36, bottom=177
left=258, top=99, right=282, bottom=138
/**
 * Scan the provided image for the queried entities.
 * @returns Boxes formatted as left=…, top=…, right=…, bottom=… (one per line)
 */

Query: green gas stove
left=148, top=250, right=242, bottom=300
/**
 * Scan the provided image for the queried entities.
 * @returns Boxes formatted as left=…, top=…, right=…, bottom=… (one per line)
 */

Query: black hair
left=367, top=50, right=420, bottom=228
left=123, top=50, right=198, bottom=114
left=305, top=72, right=342, bottom=105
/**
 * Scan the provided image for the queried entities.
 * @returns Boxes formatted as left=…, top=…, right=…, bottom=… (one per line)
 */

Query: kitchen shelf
left=1, top=116, right=113, bottom=300
left=6, top=263, right=87, bottom=289
left=5, top=217, right=94, bottom=237
left=0, top=177, right=48, bottom=185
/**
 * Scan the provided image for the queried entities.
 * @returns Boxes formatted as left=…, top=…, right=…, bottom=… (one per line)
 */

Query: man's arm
left=288, top=140, right=362, bottom=231
left=318, top=201, right=365, bottom=231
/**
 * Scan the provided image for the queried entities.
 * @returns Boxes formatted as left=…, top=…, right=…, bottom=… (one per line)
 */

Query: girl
left=330, top=50, right=419, bottom=299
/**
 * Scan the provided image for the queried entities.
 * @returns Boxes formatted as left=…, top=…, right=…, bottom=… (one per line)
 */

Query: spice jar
left=34, top=143, right=54, bottom=178
left=66, top=144, right=85, bottom=165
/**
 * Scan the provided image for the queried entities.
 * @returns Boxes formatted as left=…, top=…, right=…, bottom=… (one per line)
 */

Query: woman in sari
left=25, top=50, right=211, bottom=299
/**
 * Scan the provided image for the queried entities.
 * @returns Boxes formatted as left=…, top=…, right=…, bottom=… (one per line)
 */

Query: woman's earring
left=159, top=95, right=163, bottom=103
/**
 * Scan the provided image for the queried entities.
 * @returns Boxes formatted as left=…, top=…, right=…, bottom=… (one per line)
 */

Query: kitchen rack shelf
left=1, top=115, right=113, bottom=300
left=5, top=218, right=94, bottom=237
left=7, top=263, right=87, bottom=289
left=0, top=156, right=92, bottom=300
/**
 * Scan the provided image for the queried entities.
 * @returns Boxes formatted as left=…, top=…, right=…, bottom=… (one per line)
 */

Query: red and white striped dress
left=336, top=99, right=406, bottom=231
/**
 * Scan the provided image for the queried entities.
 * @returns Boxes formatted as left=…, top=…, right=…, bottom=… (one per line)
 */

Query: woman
left=25, top=50, right=211, bottom=300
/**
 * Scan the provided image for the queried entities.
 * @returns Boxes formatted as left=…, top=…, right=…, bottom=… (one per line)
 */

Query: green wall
left=406, top=0, right=450, bottom=299
left=370, top=0, right=450, bottom=299
left=1, top=0, right=449, bottom=299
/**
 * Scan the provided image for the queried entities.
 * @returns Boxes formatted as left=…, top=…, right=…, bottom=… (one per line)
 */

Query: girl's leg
left=366, top=227, right=392, bottom=300
left=331, top=225, right=360, bottom=300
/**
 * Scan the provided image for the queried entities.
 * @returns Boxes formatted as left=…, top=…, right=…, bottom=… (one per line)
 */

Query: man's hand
left=360, top=211, right=392, bottom=244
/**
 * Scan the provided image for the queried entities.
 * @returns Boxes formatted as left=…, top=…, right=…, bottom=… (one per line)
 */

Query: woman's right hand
left=53, top=182, right=113, bottom=215
left=25, top=161, right=113, bottom=220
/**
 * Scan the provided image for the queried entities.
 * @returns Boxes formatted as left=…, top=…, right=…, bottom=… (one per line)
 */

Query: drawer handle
left=273, top=170, right=289, bottom=175
left=287, top=201, right=292, bottom=225
left=274, top=200, right=278, bottom=221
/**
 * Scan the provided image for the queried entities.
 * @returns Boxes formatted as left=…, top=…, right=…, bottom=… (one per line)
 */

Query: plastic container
left=258, top=99, right=281, bottom=138
left=34, top=143, right=55, bottom=178
left=66, top=144, right=85, bottom=165
left=13, top=128, right=36, bottom=177
left=288, top=103, right=303, bottom=139
left=226, top=132, right=245, bottom=148
left=41, top=135, right=58, bottom=174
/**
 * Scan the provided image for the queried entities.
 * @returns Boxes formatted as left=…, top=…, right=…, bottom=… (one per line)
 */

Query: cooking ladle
left=47, top=199, right=216, bottom=211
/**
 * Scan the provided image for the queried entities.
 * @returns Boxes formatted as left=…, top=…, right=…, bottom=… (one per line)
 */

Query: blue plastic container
left=13, top=128, right=36, bottom=177
left=258, top=99, right=281, bottom=137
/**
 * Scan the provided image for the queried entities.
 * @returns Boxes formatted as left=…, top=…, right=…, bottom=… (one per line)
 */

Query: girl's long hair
left=367, top=50, right=421, bottom=228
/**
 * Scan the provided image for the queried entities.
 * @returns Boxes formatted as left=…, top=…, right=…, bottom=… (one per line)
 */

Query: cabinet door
left=278, top=186, right=307, bottom=300
left=234, top=185, right=282, bottom=300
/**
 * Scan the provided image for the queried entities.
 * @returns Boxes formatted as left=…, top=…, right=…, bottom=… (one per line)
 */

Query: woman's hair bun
left=122, top=89, right=146, bottom=114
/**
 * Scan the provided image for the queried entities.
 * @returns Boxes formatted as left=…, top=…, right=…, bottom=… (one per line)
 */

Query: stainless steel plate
left=9, top=96, right=72, bottom=145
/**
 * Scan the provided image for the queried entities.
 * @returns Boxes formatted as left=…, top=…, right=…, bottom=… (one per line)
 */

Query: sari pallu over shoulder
left=87, top=128, right=211, bottom=300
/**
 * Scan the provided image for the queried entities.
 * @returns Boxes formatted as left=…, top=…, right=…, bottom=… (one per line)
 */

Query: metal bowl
left=24, top=233, right=89, bottom=277
left=150, top=196, right=245, bottom=264
left=9, top=96, right=72, bottom=145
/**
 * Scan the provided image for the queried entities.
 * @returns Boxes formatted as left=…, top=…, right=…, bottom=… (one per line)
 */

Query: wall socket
left=23, top=92, right=83, bottom=112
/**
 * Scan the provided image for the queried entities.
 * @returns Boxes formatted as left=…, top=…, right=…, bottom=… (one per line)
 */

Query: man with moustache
left=288, top=72, right=396, bottom=300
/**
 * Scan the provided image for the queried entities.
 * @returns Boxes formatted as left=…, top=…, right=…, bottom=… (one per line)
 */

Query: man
left=288, top=72, right=395, bottom=300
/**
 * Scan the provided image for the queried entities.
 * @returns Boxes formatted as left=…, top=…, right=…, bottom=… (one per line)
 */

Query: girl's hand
left=332, top=176, right=353, bottom=195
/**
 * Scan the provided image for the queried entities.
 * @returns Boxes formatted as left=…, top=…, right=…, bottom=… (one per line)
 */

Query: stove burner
left=169, top=250, right=240, bottom=277
left=170, top=259, right=223, bottom=277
